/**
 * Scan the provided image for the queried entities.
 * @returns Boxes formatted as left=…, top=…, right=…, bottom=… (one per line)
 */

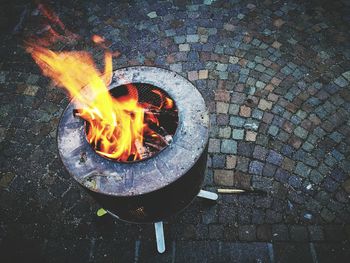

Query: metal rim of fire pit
left=57, top=66, right=209, bottom=197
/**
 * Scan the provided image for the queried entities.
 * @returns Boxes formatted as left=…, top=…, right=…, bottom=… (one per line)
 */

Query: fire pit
left=57, top=66, right=217, bottom=252
left=24, top=6, right=217, bottom=254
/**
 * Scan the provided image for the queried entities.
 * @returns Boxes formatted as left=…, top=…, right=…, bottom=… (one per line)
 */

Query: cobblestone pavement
left=1, top=0, right=350, bottom=262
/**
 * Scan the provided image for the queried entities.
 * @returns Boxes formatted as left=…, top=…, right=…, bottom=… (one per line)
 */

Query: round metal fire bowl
left=57, top=66, right=209, bottom=222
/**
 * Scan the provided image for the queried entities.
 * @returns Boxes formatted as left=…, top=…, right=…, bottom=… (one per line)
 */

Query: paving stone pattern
left=0, top=0, right=350, bottom=262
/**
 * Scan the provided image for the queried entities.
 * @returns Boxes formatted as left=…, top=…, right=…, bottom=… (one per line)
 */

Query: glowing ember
left=26, top=6, right=177, bottom=162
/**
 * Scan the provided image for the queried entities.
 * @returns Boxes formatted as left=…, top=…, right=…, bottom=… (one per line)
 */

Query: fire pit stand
left=57, top=66, right=214, bottom=254
left=106, top=189, right=217, bottom=253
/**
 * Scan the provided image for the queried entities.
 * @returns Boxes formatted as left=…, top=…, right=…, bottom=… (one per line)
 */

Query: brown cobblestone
left=226, top=155, right=237, bottom=169
left=214, top=90, right=230, bottom=102
left=214, top=169, right=234, bottom=186
left=239, top=105, right=251, bottom=117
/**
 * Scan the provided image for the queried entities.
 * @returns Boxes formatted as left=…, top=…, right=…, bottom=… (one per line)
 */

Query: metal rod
left=218, top=188, right=267, bottom=195
left=217, top=189, right=246, bottom=194
left=154, top=221, right=165, bottom=253
left=106, top=210, right=120, bottom=219
left=197, top=190, right=218, bottom=201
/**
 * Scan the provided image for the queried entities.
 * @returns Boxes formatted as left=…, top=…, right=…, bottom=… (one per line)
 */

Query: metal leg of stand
left=106, top=210, right=120, bottom=219
left=197, top=189, right=218, bottom=201
left=154, top=221, right=165, bottom=253
left=104, top=190, right=217, bottom=254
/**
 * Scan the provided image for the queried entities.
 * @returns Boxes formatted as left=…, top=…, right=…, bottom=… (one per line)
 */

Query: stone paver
left=1, top=0, right=350, bottom=262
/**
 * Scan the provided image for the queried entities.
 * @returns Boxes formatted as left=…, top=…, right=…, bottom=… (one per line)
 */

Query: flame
left=26, top=6, right=176, bottom=162
left=92, top=35, right=105, bottom=44
left=34, top=4, right=79, bottom=46
left=27, top=44, right=176, bottom=161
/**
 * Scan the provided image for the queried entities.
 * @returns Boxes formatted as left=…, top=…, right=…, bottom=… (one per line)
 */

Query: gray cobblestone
left=221, top=139, right=237, bottom=154
left=295, top=162, right=311, bottom=177
left=239, top=225, right=256, bottom=241
left=1, top=1, right=350, bottom=257
left=272, top=225, right=289, bottom=241
left=290, top=226, right=308, bottom=241
left=232, top=129, right=244, bottom=140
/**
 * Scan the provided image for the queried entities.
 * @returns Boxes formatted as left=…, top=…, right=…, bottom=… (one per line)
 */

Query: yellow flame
left=25, top=5, right=176, bottom=162
left=27, top=45, right=146, bottom=161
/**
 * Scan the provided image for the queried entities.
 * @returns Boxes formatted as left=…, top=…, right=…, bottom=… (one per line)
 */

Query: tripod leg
left=197, top=190, right=218, bottom=201
left=154, top=221, right=165, bottom=253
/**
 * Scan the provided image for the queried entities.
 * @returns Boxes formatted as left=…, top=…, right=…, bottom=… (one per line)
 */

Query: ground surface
left=0, top=0, right=350, bottom=262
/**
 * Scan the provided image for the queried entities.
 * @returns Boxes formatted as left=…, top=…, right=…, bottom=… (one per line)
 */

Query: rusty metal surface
left=86, top=147, right=207, bottom=222
left=57, top=66, right=209, bottom=197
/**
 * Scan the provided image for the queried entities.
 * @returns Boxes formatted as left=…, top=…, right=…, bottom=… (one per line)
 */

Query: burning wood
left=144, top=108, right=178, bottom=117
left=73, top=84, right=177, bottom=161
left=144, top=141, right=163, bottom=151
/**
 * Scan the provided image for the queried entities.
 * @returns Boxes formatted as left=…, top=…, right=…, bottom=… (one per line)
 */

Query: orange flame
left=34, top=4, right=79, bottom=46
left=92, top=34, right=105, bottom=44
left=26, top=6, right=176, bottom=162
left=27, top=45, right=146, bottom=161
